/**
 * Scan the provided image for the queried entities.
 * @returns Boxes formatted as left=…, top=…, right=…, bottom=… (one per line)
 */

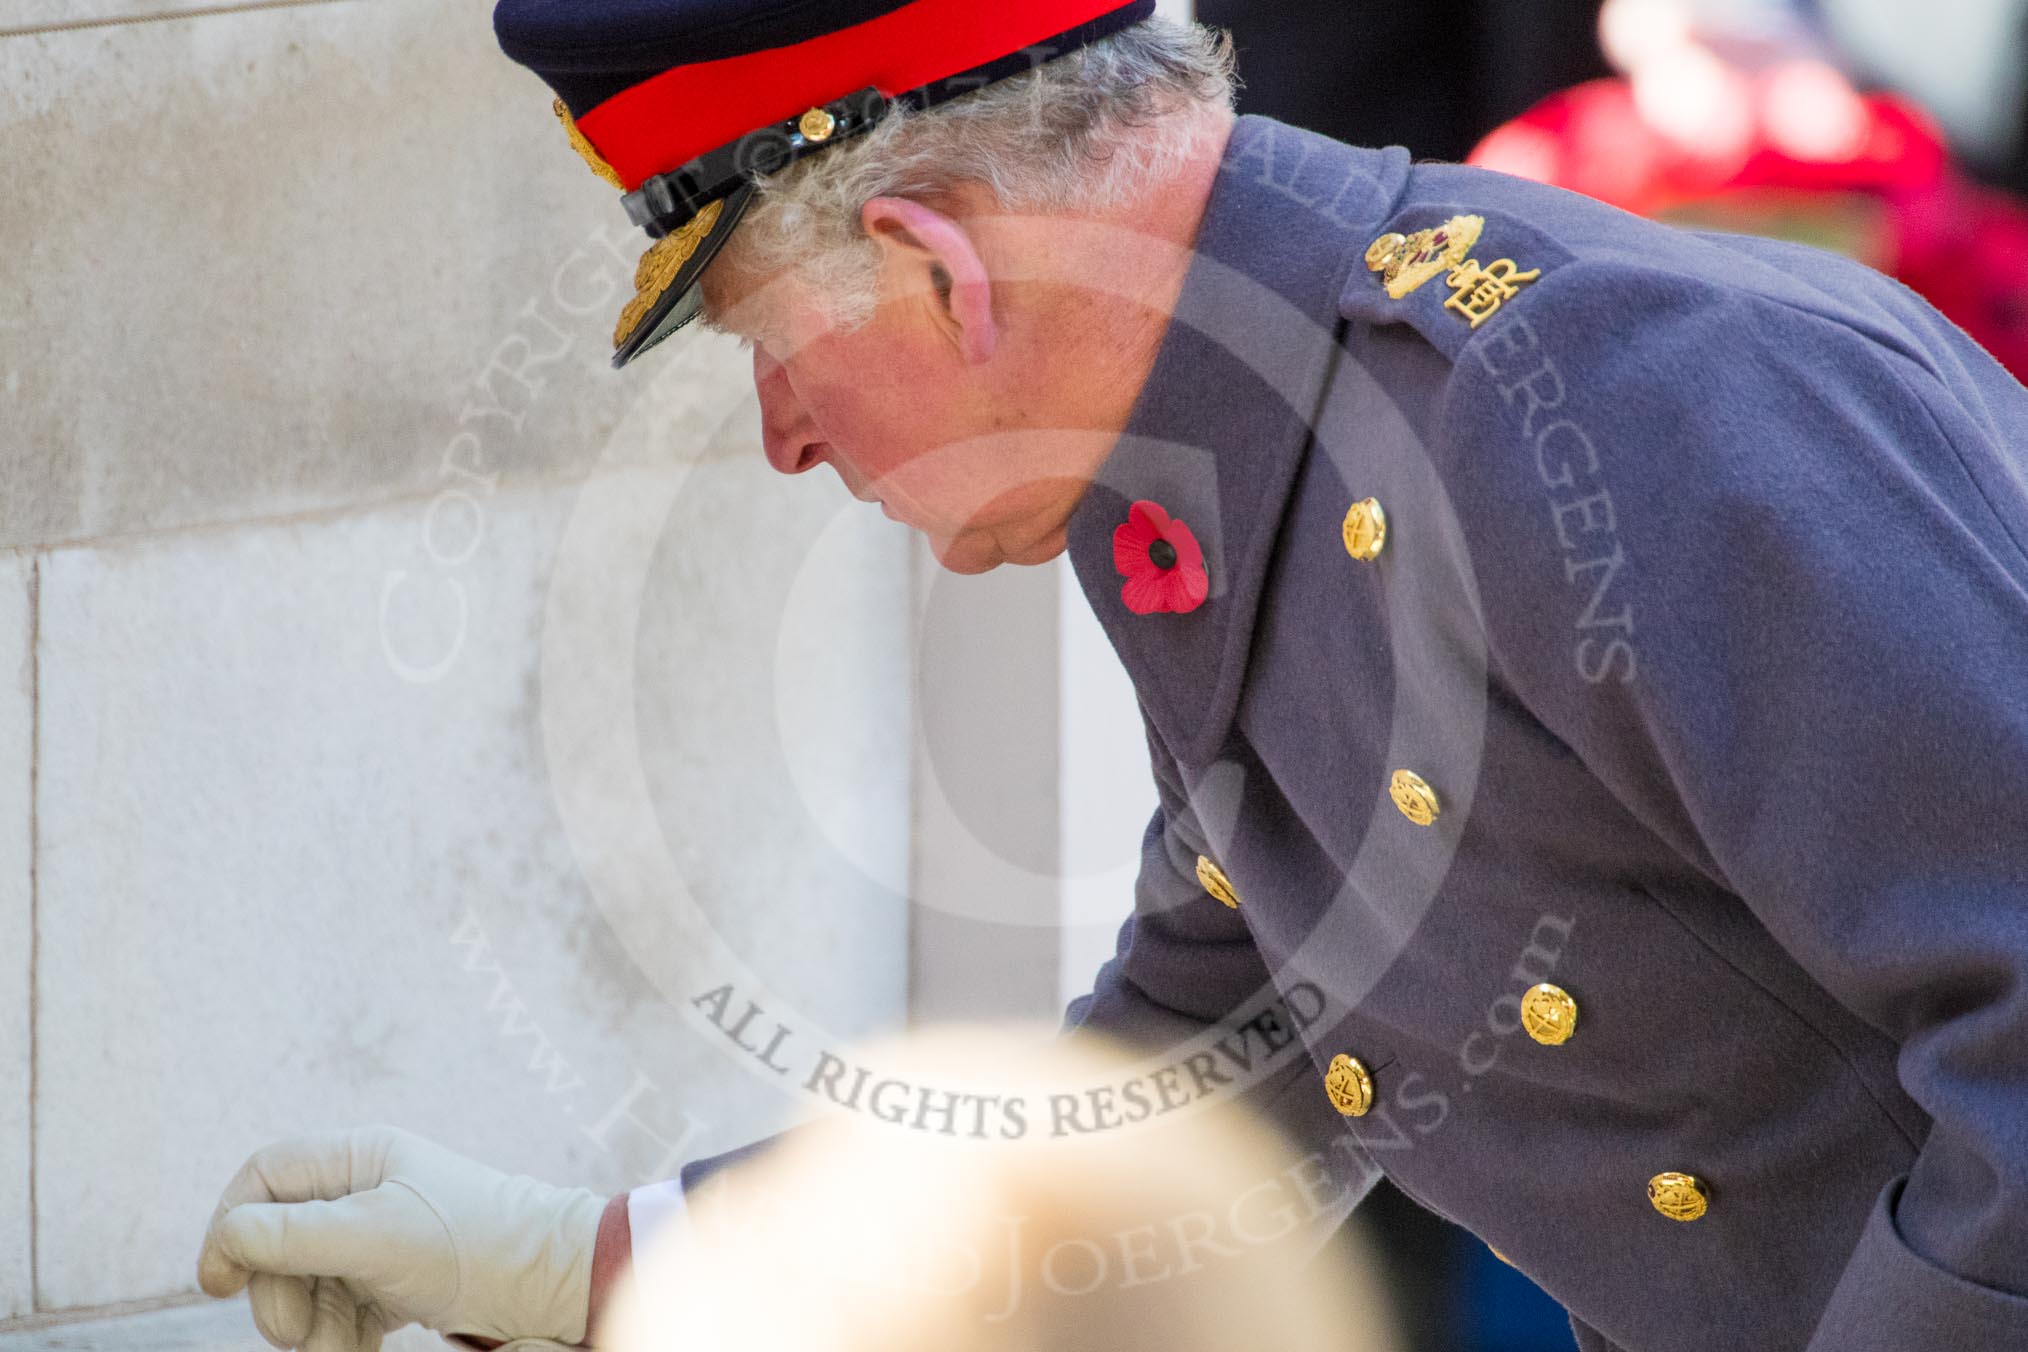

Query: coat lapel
left=1067, top=117, right=1411, bottom=764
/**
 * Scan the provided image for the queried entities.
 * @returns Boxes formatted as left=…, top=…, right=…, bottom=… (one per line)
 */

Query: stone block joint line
left=24, top=556, right=37, bottom=1315
left=0, top=0, right=361, bottom=41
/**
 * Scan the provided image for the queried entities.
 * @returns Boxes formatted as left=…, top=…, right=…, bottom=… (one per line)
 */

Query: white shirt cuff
left=627, top=1177, right=692, bottom=1256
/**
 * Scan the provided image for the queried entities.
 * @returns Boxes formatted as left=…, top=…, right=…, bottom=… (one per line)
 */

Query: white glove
left=195, top=1125, right=607, bottom=1351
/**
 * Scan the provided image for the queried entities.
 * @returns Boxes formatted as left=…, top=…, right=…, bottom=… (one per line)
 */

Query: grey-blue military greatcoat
left=691, top=116, right=2028, bottom=1352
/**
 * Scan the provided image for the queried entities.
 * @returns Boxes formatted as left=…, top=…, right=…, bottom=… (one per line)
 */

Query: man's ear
left=861, top=196, right=999, bottom=365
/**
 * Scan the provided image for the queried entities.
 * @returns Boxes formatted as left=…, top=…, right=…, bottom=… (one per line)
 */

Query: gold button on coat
left=1342, top=498, right=1389, bottom=561
left=1648, top=1173, right=1709, bottom=1222
left=1390, top=770, right=1441, bottom=826
left=1195, top=855, right=1240, bottom=909
left=1324, top=1054, right=1375, bottom=1117
left=1521, top=983, right=1579, bottom=1046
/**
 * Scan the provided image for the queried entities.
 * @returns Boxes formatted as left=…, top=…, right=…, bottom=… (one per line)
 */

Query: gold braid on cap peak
left=614, top=198, right=727, bottom=348
left=553, top=98, right=626, bottom=191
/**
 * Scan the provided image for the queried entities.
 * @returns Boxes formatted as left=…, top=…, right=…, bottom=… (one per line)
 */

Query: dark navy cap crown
left=496, top=0, right=920, bottom=113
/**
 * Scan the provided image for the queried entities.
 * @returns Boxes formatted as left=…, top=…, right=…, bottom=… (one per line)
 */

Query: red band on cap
left=577, top=0, right=1139, bottom=189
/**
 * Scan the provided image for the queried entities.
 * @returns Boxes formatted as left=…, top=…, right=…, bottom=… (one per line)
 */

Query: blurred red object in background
left=1471, top=73, right=2028, bottom=379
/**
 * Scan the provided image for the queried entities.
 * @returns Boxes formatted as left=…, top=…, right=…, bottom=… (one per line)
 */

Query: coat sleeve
left=663, top=718, right=1378, bottom=1241
left=1439, top=261, right=2028, bottom=1350
left=1065, top=719, right=1379, bottom=1209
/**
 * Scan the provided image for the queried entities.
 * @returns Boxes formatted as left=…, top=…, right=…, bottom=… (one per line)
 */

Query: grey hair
left=716, top=17, right=1237, bottom=332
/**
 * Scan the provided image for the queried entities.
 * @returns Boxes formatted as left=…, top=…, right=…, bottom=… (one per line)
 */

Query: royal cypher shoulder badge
left=1367, top=215, right=1542, bottom=330
left=1367, top=215, right=1485, bottom=300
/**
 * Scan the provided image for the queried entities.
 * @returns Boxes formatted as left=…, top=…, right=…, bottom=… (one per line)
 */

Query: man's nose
left=754, top=348, right=824, bottom=476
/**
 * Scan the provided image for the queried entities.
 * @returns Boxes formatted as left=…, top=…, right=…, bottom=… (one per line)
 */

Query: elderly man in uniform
left=195, top=4, right=2028, bottom=1351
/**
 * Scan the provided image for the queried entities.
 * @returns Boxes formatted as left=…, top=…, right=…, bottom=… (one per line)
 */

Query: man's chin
left=919, top=522, right=1067, bottom=575
left=926, top=531, right=1004, bottom=575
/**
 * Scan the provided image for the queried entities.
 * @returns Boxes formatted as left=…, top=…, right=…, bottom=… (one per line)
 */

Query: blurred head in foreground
left=599, top=1028, right=1401, bottom=1352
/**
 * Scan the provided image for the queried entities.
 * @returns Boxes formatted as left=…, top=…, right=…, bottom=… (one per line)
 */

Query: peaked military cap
left=495, top=0, right=1159, bottom=366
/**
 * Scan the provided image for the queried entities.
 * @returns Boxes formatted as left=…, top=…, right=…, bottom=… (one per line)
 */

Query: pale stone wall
left=0, top=562, right=33, bottom=1325
left=0, top=2, right=913, bottom=1344
left=1, top=0, right=1199, bottom=1342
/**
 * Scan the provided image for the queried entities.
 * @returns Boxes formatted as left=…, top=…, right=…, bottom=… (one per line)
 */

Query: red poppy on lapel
left=1113, top=500, right=1209, bottom=616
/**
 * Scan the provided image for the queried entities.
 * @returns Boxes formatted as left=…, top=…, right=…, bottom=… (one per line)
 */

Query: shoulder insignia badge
left=1366, top=215, right=1484, bottom=299
left=1368, top=215, right=1542, bottom=327
left=1444, top=257, right=1542, bottom=329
